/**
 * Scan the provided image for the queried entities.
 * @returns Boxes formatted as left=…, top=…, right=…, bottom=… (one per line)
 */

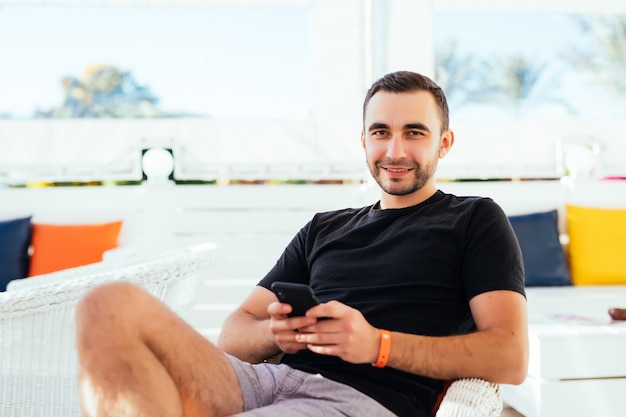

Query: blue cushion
left=0, top=216, right=33, bottom=291
left=508, top=210, right=571, bottom=286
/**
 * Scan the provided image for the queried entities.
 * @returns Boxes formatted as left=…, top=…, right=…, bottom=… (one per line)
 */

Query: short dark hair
left=362, top=71, right=449, bottom=133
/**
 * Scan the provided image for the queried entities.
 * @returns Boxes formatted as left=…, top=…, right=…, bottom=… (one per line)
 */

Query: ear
left=360, top=131, right=366, bottom=149
left=438, top=129, right=454, bottom=158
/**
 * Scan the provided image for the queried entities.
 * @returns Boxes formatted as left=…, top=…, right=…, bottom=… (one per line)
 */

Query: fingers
left=297, top=325, right=379, bottom=365
left=295, top=306, right=380, bottom=364
left=304, top=300, right=344, bottom=321
left=267, top=301, right=317, bottom=354
left=294, top=327, right=340, bottom=347
left=609, top=308, right=626, bottom=320
left=268, top=300, right=343, bottom=323
left=268, top=300, right=379, bottom=363
left=267, top=301, right=292, bottom=318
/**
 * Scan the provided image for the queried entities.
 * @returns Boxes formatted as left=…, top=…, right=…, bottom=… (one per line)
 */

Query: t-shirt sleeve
left=258, top=221, right=312, bottom=290
left=462, top=198, right=526, bottom=300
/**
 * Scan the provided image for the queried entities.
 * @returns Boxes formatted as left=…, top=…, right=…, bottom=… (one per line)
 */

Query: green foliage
left=35, top=65, right=164, bottom=118
left=436, top=46, right=570, bottom=115
left=564, top=15, right=626, bottom=97
left=434, top=40, right=482, bottom=107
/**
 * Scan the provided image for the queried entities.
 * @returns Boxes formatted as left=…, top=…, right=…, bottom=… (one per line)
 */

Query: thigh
left=227, top=356, right=395, bottom=417
left=78, top=282, right=244, bottom=417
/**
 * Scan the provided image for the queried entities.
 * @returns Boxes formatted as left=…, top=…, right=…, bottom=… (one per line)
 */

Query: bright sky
left=0, top=5, right=312, bottom=118
left=1, top=7, right=624, bottom=120
left=435, top=12, right=625, bottom=119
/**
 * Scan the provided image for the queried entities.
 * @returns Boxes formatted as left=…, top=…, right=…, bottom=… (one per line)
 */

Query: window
left=1, top=0, right=624, bottom=185
left=434, top=13, right=626, bottom=120
left=431, top=1, right=626, bottom=180
left=0, top=6, right=311, bottom=120
left=0, top=0, right=368, bottom=184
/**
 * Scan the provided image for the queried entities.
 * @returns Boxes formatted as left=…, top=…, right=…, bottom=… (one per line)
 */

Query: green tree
left=435, top=42, right=572, bottom=117
left=476, top=54, right=574, bottom=116
left=564, top=15, right=626, bottom=98
left=434, top=40, right=483, bottom=108
left=36, top=65, right=164, bottom=118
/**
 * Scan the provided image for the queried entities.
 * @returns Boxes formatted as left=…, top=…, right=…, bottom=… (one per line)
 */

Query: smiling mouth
left=380, top=165, right=414, bottom=174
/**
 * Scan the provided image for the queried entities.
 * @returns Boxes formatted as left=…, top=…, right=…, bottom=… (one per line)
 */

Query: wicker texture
left=436, top=377, right=503, bottom=417
left=0, top=243, right=216, bottom=417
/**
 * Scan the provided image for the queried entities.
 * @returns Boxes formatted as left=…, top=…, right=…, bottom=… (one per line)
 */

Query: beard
left=367, top=158, right=437, bottom=196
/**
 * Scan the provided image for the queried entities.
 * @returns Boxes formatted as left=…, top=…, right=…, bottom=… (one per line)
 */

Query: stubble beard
left=367, top=159, right=437, bottom=196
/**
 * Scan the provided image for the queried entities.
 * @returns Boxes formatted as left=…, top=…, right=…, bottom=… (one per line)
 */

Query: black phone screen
left=270, top=281, right=320, bottom=317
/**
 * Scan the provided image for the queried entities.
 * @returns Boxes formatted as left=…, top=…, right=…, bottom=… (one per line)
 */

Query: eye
left=371, top=130, right=388, bottom=137
left=407, top=130, right=424, bottom=137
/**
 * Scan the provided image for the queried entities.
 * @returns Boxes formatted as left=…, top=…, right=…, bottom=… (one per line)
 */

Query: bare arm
left=217, top=286, right=278, bottom=363
left=217, top=285, right=320, bottom=363
left=295, top=289, right=528, bottom=384
left=385, top=290, right=528, bottom=384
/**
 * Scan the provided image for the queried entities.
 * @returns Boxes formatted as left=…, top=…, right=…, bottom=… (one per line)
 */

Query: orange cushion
left=29, top=221, right=123, bottom=276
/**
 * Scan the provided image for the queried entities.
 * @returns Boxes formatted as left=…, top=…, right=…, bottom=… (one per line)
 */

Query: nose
left=386, top=134, right=406, bottom=160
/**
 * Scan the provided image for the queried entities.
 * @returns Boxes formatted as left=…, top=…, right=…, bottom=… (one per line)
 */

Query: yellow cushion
left=29, top=221, right=123, bottom=276
left=566, top=205, right=626, bottom=285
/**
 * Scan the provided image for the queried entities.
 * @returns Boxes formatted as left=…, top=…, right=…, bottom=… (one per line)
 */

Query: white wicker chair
left=0, top=242, right=217, bottom=417
left=436, top=378, right=503, bottom=417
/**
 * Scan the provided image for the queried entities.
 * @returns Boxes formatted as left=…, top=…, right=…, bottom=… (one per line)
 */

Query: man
left=76, top=71, right=528, bottom=417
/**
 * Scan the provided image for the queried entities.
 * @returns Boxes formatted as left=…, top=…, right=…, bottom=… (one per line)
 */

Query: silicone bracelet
left=373, top=329, right=391, bottom=368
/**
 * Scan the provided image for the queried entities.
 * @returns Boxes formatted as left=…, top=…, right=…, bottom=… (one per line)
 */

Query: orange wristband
left=373, top=329, right=391, bottom=368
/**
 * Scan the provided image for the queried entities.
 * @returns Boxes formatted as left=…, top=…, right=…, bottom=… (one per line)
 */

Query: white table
left=502, top=286, right=626, bottom=417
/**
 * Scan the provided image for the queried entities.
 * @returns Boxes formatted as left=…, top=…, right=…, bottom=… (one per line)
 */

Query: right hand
left=267, top=301, right=318, bottom=354
left=609, top=308, right=626, bottom=320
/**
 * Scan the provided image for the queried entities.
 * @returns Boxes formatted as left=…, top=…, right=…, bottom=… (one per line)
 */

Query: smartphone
left=270, top=281, right=320, bottom=318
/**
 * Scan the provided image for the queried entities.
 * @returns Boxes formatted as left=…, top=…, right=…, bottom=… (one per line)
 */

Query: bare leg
left=76, top=281, right=244, bottom=417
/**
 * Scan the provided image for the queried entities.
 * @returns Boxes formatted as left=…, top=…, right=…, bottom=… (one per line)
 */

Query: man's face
left=361, top=90, right=447, bottom=199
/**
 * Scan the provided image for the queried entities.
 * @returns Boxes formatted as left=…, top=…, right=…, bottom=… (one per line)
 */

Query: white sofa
left=501, top=285, right=626, bottom=417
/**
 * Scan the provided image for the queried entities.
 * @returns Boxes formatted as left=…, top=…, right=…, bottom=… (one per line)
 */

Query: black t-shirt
left=258, top=190, right=525, bottom=416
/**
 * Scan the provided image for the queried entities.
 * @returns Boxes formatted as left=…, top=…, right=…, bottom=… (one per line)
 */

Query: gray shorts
left=226, top=354, right=396, bottom=417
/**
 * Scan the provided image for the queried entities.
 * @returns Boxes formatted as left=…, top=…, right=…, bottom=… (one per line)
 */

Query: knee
left=76, top=281, right=146, bottom=342
left=77, top=281, right=142, bottom=319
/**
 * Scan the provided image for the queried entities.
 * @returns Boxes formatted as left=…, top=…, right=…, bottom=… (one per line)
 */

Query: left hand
left=267, top=301, right=317, bottom=354
left=294, top=300, right=381, bottom=365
